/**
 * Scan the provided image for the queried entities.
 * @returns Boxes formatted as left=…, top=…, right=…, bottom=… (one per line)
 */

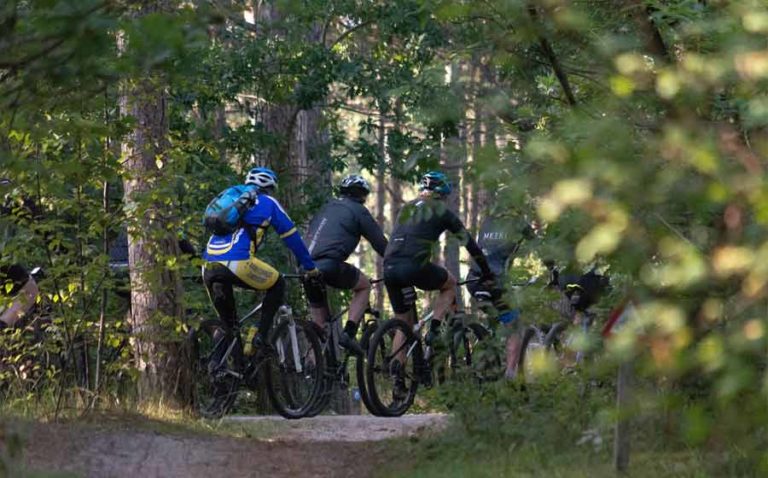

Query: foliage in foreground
left=1, top=0, right=767, bottom=472
left=390, top=370, right=766, bottom=477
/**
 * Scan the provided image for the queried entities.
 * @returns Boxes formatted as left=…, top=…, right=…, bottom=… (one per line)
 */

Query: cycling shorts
left=314, top=259, right=360, bottom=290
left=466, top=279, right=520, bottom=328
left=205, top=257, right=279, bottom=290
left=383, top=261, right=449, bottom=314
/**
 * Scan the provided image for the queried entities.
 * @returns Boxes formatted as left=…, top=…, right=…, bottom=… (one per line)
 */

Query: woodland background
left=1, top=0, right=767, bottom=475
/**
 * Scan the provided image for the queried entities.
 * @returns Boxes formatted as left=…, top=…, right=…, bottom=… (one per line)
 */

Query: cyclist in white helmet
left=202, top=167, right=320, bottom=369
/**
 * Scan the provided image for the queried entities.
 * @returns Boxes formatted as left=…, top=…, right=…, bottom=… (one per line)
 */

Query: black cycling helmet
left=339, top=174, right=371, bottom=200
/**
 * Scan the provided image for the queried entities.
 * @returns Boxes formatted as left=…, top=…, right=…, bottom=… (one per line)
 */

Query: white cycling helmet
left=245, top=167, right=278, bottom=190
left=339, top=174, right=371, bottom=199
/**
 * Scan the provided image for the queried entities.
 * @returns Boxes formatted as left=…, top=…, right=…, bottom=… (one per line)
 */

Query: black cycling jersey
left=306, top=196, right=388, bottom=261
left=468, top=216, right=522, bottom=278
left=384, top=198, right=491, bottom=275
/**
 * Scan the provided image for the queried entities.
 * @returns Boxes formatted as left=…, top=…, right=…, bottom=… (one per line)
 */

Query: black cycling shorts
left=314, top=259, right=361, bottom=290
left=383, top=261, right=449, bottom=314
left=0, top=264, right=30, bottom=297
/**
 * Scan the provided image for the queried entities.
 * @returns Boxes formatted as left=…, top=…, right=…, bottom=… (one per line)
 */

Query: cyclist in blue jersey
left=202, top=167, right=320, bottom=370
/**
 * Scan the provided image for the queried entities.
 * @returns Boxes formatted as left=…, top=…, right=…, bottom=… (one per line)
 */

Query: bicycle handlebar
left=457, top=278, right=481, bottom=286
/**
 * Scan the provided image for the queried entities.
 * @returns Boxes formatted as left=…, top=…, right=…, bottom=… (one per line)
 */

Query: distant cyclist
left=384, top=171, right=495, bottom=338
left=202, top=167, right=320, bottom=370
left=466, top=212, right=536, bottom=378
left=0, top=264, right=39, bottom=329
left=0, top=178, right=40, bottom=329
left=304, top=174, right=388, bottom=355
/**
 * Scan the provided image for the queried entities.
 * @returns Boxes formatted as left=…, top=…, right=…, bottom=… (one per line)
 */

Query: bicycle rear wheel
left=365, top=319, right=420, bottom=417
left=265, top=319, right=324, bottom=419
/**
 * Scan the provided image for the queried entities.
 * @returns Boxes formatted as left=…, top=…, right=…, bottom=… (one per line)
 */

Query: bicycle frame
left=316, top=277, right=385, bottom=369
left=207, top=300, right=306, bottom=381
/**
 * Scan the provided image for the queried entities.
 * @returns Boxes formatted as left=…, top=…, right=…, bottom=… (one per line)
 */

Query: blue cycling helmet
left=245, top=167, right=278, bottom=190
left=419, top=171, right=452, bottom=197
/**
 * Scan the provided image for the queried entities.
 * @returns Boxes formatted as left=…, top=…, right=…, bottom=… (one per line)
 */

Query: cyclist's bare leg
left=0, top=278, right=39, bottom=328
left=392, top=308, right=415, bottom=364
left=348, top=272, right=371, bottom=325
left=433, top=272, right=457, bottom=322
left=309, top=306, right=328, bottom=327
left=505, top=334, right=522, bottom=378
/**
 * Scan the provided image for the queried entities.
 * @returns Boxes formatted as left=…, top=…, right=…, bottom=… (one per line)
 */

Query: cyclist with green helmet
left=383, top=171, right=495, bottom=337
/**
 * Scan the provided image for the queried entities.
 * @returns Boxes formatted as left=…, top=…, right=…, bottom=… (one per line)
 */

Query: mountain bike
left=364, top=279, right=501, bottom=417
left=307, top=307, right=383, bottom=416
left=517, top=268, right=612, bottom=378
left=188, top=274, right=324, bottom=419
left=302, top=278, right=384, bottom=416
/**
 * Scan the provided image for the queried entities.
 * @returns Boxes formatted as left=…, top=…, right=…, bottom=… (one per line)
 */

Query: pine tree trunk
left=374, top=112, right=386, bottom=311
left=442, top=63, right=465, bottom=305
left=119, top=1, right=192, bottom=409
left=469, top=58, right=483, bottom=235
left=252, top=0, right=333, bottom=411
left=477, top=61, right=497, bottom=224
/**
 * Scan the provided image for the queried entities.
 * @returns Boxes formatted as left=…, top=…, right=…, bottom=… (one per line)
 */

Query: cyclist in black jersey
left=304, top=174, right=388, bottom=354
left=383, top=171, right=494, bottom=330
left=466, top=214, right=535, bottom=378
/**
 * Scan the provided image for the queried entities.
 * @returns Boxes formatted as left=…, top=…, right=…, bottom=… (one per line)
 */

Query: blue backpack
left=203, top=185, right=259, bottom=235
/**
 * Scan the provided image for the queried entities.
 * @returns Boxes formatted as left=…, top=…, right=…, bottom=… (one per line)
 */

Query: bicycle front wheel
left=265, top=319, right=324, bottom=419
left=188, top=326, right=240, bottom=419
left=356, top=319, right=384, bottom=416
left=448, top=322, right=503, bottom=383
left=365, top=319, right=420, bottom=417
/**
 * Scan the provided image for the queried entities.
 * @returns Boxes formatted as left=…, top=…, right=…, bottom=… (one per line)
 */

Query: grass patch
left=379, top=371, right=765, bottom=478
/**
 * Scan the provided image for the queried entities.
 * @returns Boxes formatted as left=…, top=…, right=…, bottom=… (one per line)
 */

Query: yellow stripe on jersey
left=279, top=227, right=297, bottom=239
left=206, top=243, right=233, bottom=255
left=206, top=229, right=243, bottom=256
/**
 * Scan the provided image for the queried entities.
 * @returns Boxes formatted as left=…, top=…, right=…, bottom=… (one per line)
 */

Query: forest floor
left=6, top=413, right=448, bottom=477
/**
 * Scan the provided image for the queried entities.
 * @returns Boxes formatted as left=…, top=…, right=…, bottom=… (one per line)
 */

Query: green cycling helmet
left=419, top=171, right=452, bottom=197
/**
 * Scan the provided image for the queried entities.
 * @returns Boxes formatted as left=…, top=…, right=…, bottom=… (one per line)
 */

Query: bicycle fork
left=275, top=305, right=304, bottom=374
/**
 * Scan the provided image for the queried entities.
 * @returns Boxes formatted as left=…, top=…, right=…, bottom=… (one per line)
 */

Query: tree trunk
left=374, top=111, right=386, bottom=310
left=119, top=2, right=192, bottom=409
left=477, top=61, right=497, bottom=224
left=469, top=58, right=483, bottom=235
left=251, top=0, right=332, bottom=412
left=442, top=62, right=465, bottom=305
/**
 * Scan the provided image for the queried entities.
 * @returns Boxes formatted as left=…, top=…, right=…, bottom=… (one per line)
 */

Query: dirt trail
left=224, top=413, right=449, bottom=442
left=11, top=414, right=448, bottom=478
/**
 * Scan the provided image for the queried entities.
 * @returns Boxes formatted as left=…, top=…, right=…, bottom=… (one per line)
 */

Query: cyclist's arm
left=445, top=209, right=493, bottom=277
left=265, top=197, right=316, bottom=271
left=359, top=208, right=388, bottom=256
left=464, top=234, right=493, bottom=277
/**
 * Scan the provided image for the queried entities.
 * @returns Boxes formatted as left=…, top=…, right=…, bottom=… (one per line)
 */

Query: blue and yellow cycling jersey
left=203, top=192, right=315, bottom=270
